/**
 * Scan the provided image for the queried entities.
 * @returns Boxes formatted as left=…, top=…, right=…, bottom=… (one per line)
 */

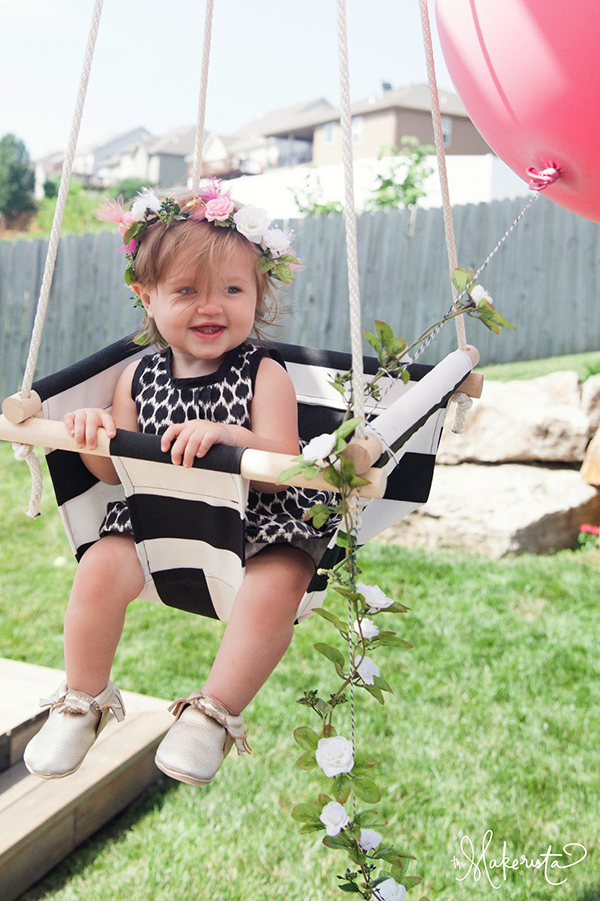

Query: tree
left=364, top=137, right=434, bottom=212
left=113, top=177, right=156, bottom=203
left=290, top=171, right=344, bottom=217
left=0, top=133, right=36, bottom=227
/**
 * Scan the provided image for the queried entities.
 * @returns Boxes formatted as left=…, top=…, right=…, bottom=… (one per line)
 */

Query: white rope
left=336, top=0, right=365, bottom=437
left=14, top=0, right=103, bottom=517
left=418, top=0, right=467, bottom=351
left=12, top=444, right=43, bottom=518
left=191, top=0, right=215, bottom=186
left=450, top=391, right=473, bottom=434
left=20, top=0, right=104, bottom=398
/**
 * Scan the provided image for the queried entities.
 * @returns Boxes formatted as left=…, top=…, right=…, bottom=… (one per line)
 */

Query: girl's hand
left=160, top=420, right=234, bottom=467
left=65, top=408, right=117, bottom=451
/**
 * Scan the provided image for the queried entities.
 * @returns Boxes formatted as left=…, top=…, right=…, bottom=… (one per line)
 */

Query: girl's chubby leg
left=24, top=534, right=143, bottom=779
left=64, top=533, right=145, bottom=697
left=201, top=544, right=315, bottom=715
left=154, top=544, right=314, bottom=785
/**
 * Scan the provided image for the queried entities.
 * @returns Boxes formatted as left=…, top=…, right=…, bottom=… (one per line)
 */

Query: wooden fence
left=2, top=195, right=600, bottom=400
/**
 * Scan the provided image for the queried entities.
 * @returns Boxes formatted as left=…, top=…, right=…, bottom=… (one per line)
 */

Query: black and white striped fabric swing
left=0, top=0, right=482, bottom=625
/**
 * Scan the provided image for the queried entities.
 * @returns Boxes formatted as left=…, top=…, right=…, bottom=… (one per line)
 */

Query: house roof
left=228, top=98, right=335, bottom=146
left=263, top=85, right=468, bottom=137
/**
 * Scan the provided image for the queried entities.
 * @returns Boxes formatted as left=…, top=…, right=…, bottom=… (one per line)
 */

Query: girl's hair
left=133, top=189, right=277, bottom=347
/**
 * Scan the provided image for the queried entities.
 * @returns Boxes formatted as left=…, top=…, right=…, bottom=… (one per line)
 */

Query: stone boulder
left=380, top=463, right=600, bottom=559
left=439, top=371, right=590, bottom=464
left=582, top=374, right=600, bottom=436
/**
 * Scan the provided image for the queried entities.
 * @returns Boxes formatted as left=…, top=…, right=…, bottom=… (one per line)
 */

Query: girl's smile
left=135, top=244, right=258, bottom=378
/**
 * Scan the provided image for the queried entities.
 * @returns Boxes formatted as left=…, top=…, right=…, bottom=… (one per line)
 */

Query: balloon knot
left=526, top=166, right=560, bottom=191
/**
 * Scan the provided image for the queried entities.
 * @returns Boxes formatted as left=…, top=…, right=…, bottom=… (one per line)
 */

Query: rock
left=582, top=374, right=600, bottom=437
left=440, top=372, right=589, bottom=464
left=582, top=425, right=600, bottom=487
left=379, top=463, right=600, bottom=558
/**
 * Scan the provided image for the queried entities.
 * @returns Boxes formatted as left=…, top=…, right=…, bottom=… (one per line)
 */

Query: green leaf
left=372, top=633, right=413, bottom=649
left=375, top=320, right=394, bottom=347
left=296, top=750, right=318, bottom=770
left=351, top=775, right=381, bottom=803
left=403, top=875, right=423, bottom=887
left=293, top=726, right=320, bottom=751
left=322, top=833, right=350, bottom=851
left=375, top=847, right=418, bottom=863
left=372, top=675, right=393, bottom=693
left=314, top=607, right=338, bottom=624
left=257, top=256, right=274, bottom=273
left=353, top=753, right=376, bottom=770
left=451, top=267, right=470, bottom=292
left=363, top=330, right=382, bottom=355
left=299, top=820, right=326, bottom=834
left=322, top=723, right=337, bottom=738
left=336, top=417, right=362, bottom=441
left=277, top=463, right=303, bottom=483
left=364, top=684, right=385, bottom=705
left=275, top=262, right=293, bottom=283
left=332, top=773, right=352, bottom=803
left=291, top=801, right=321, bottom=822
left=338, top=883, right=361, bottom=894
left=355, top=809, right=388, bottom=828
left=314, top=642, right=346, bottom=668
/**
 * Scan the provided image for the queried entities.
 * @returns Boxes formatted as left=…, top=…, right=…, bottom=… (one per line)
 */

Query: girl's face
left=135, top=243, right=258, bottom=376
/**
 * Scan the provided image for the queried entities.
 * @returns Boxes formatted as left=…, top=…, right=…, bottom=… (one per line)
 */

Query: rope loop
left=12, top=444, right=43, bottom=518
left=450, top=392, right=473, bottom=434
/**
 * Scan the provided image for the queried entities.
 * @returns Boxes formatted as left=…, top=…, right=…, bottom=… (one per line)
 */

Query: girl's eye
left=177, top=286, right=196, bottom=296
left=224, top=286, right=242, bottom=295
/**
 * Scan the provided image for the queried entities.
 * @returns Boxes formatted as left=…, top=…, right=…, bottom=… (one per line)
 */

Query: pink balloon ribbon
left=526, top=167, right=560, bottom=192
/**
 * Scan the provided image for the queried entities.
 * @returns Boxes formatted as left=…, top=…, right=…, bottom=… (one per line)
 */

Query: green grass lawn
left=478, top=349, right=600, bottom=382
left=1, top=439, right=600, bottom=900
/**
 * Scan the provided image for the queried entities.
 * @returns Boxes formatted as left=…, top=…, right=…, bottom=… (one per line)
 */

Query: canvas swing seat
left=3, top=333, right=479, bottom=624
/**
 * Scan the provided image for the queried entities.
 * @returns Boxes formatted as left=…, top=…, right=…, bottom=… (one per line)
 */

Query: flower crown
left=93, top=179, right=302, bottom=287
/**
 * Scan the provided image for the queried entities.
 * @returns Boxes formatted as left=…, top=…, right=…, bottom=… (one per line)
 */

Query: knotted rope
left=13, top=0, right=104, bottom=515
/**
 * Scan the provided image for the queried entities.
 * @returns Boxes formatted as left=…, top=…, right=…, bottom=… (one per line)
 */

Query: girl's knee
left=73, top=535, right=144, bottom=602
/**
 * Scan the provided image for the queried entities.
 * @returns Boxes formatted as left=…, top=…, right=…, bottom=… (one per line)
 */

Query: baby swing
left=0, top=0, right=485, bottom=626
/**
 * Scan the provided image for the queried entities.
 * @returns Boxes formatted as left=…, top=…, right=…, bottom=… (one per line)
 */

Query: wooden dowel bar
left=0, top=415, right=386, bottom=498
left=455, top=371, right=484, bottom=399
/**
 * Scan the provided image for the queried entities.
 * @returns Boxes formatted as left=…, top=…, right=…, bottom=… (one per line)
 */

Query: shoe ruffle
left=40, top=681, right=126, bottom=722
left=168, top=691, right=251, bottom=755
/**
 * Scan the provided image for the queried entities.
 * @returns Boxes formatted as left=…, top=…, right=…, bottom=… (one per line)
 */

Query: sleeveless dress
left=100, top=342, right=340, bottom=561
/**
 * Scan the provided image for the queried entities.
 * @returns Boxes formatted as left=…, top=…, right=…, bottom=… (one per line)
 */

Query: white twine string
left=14, top=0, right=103, bottom=518
left=191, top=0, right=215, bottom=186
left=418, top=0, right=467, bottom=350
left=336, top=0, right=365, bottom=437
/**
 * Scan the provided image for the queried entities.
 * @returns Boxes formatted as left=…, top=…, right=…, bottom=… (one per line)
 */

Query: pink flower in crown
left=205, top=196, right=235, bottom=222
left=196, top=177, right=226, bottom=203
left=118, top=238, right=137, bottom=255
left=93, top=195, right=129, bottom=224
left=117, top=212, right=134, bottom=235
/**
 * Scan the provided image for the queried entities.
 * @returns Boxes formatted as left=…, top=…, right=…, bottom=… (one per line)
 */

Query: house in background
left=266, top=84, right=491, bottom=167
left=34, top=127, right=152, bottom=199
left=193, top=99, right=335, bottom=179
left=98, top=127, right=196, bottom=188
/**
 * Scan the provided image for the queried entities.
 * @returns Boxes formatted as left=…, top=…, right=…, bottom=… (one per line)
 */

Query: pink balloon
left=435, top=0, right=600, bottom=223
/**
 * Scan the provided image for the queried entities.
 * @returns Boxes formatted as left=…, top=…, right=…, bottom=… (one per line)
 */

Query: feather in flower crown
left=93, top=179, right=302, bottom=288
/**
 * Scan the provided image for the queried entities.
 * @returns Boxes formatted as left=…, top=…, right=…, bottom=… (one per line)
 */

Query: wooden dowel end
left=456, top=372, right=484, bottom=399
left=341, top=433, right=382, bottom=474
left=2, top=391, right=43, bottom=423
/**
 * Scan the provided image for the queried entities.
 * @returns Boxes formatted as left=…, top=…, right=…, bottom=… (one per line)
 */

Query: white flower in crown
left=262, top=226, right=294, bottom=257
left=315, top=735, right=354, bottom=778
left=355, top=654, right=379, bottom=685
left=353, top=618, right=379, bottom=640
left=319, top=801, right=350, bottom=836
left=232, top=204, right=271, bottom=243
left=375, top=878, right=407, bottom=901
left=302, top=432, right=337, bottom=464
left=131, top=189, right=161, bottom=221
left=358, top=828, right=382, bottom=851
left=357, top=582, right=395, bottom=613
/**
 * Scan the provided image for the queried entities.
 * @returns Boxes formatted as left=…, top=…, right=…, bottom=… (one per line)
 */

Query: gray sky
left=0, top=0, right=454, bottom=160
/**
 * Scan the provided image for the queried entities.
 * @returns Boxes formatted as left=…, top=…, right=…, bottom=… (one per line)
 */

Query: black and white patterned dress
left=100, top=342, right=340, bottom=554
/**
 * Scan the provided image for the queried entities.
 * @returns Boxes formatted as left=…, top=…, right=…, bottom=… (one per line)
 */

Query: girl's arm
left=160, top=357, right=300, bottom=490
left=65, top=361, right=140, bottom=485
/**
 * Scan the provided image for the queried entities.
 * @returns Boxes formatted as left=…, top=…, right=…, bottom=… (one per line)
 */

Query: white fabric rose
left=353, top=618, right=379, bottom=640
left=131, top=189, right=161, bottom=221
left=357, top=582, right=395, bottom=613
left=262, top=226, right=293, bottom=257
left=303, top=432, right=336, bottom=463
left=315, top=736, right=354, bottom=778
left=356, top=655, right=379, bottom=685
left=470, top=284, right=492, bottom=304
left=233, top=204, right=271, bottom=243
left=375, top=878, right=407, bottom=901
left=319, top=801, right=350, bottom=836
left=358, top=828, right=382, bottom=851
